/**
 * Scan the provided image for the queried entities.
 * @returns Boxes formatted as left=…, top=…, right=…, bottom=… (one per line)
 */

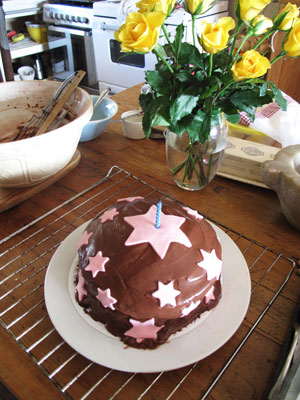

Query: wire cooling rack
left=0, top=166, right=297, bottom=400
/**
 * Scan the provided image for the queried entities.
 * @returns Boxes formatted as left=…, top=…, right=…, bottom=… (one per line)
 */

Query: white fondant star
left=204, top=287, right=215, bottom=304
left=117, top=196, right=144, bottom=202
left=124, top=318, right=164, bottom=343
left=76, top=269, right=87, bottom=302
left=99, top=208, right=119, bottom=224
left=183, top=206, right=203, bottom=220
left=181, top=300, right=200, bottom=317
left=197, top=249, right=222, bottom=281
left=152, top=281, right=181, bottom=308
left=124, top=205, right=191, bottom=259
left=85, top=251, right=109, bottom=277
left=77, top=231, right=93, bottom=250
left=96, top=287, right=117, bottom=310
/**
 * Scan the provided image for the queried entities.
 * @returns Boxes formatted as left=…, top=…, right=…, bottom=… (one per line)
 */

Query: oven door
left=47, top=25, right=97, bottom=89
left=93, top=17, right=158, bottom=93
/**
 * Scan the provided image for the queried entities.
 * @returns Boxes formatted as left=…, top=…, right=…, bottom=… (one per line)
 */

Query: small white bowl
left=121, top=110, right=145, bottom=140
left=80, top=95, right=118, bottom=142
left=18, top=66, right=35, bottom=81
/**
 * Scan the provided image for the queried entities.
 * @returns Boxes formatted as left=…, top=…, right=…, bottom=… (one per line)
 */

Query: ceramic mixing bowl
left=80, top=96, right=118, bottom=142
left=0, top=80, right=93, bottom=188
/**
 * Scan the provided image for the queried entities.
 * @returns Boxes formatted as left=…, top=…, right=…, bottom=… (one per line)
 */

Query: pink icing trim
left=204, top=287, right=215, bottom=304
left=182, top=206, right=203, bottom=220
left=152, top=280, right=181, bottom=308
left=197, top=249, right=222, bottom=281
left=99, top=208, right=119, bottom=224
left=96, top=287, right=117, bottom=310
left=77, top=231, right=93, bottom=250
left=124, top=318, right=164, bottom=343
left=76, top=269, right=87, bottom=302
left=181, top=300, right=200, bottom=317
left=117, top=196, right=144, bottom=202
left=85, top=251, right=109, bottom=277
left=124, top=204, right=191, bottom=259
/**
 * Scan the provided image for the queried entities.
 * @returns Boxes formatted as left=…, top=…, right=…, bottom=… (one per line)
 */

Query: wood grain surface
left=0, top=83, right=299, bottom=400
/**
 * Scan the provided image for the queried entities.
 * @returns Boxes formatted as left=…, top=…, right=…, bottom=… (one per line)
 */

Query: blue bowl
left=80, top=95, right=118, bottom=142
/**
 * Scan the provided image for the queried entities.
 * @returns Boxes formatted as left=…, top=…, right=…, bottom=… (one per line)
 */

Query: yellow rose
left=238, top=0, right=271, bottom=22
left=137, top=0, right=175, bottom=14
left=114, top=11, right=166, bottom=53
left=252, top=15, right=273, bottom=35
left=275, top=3, right=299, bottom=31
left=231, top=50, right=271, bottom=81
left=136, top=0, right=158, bottom=12
left=200, top=17, right=235, bottom=54
left=185, top=0, right=214, bottom=16
left=284, top=18, right=300, bottom=57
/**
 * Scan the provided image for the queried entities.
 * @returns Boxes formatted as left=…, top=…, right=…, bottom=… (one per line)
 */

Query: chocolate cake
left=75, top=197, right=222, bottom=349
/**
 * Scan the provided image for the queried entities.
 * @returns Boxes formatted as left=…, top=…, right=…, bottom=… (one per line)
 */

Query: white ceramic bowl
left=0, top=80, right=93, bottom=188
left=121, top=110, right=145, bottom=140
left=80, top=95, right=118, bottom=142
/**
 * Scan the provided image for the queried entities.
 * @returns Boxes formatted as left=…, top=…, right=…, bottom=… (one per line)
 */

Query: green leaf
left=173, top=24, right=184, bottom=59
left=145, top=70, right=171, bottom=95
left=268, top=82, right=288, bottom=111
left=170, top=90, right=199, bottom=122
left=141, top=96, right=170, bottom=137
left=177, top=42, right=204, bottom=67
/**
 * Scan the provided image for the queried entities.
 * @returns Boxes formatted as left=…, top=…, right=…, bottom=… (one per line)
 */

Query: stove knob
left=77, top=17, right=82, bottom=23
left=72, top=16, right=76, bottom=22
left=82, top=17, right=89, bottom=23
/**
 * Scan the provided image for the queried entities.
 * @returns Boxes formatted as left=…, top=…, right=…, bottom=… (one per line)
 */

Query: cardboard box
left=218, top=136, right=280, bottom=187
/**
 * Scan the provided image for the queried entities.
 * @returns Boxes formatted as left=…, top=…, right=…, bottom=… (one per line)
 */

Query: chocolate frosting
left=76, top=197, right=222, bottom=349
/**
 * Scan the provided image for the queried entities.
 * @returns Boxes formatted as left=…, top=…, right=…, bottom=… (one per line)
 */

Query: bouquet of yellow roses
left=114, top=0, right=300, bottom=189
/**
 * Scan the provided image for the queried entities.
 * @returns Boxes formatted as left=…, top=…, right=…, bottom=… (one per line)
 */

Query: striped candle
left=155, top=200, right=162, bottom=229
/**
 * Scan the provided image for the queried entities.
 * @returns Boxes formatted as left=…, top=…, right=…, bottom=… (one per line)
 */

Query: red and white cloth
left=238, top=94, right=300, bottom=147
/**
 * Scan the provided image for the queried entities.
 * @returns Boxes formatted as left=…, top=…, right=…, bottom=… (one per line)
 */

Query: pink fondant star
left=117, top=196, right=144, bottom=202
left=76, top=269, right=87, bottom=301
left=77, top=231, right=93, bottom=250
left=96, top=287, right=117, bottom=310
left=197, top=249, right=222, bottom=281
left=181, top=300, right=200, bottom=317
left=99, top=208, right=119, bottom=224
left=183, top=206, right=203, bottom=220
left=85, top=251, right=109, bottom=277
left=204, top=287, right=215, bottom=304
left=124, top=205, right=191, bottom=259
left=124, top=318, right=164, bottom=343
left=152, top=281, right=181, bottom=308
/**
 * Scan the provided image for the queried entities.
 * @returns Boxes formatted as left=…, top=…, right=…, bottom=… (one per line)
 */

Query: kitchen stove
left=43, top=1, right=98, bottom=92
left=43, top=3, right=95, bottom=29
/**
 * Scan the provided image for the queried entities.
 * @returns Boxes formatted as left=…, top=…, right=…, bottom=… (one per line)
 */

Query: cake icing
left=75, top=196, right=222, bottom=349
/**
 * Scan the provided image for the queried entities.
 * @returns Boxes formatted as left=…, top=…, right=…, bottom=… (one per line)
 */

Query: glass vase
left=165, top=117, right=228, bottom=191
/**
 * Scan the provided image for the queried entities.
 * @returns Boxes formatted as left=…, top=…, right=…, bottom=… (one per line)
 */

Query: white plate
left=44, top=221, right=251, bottom=373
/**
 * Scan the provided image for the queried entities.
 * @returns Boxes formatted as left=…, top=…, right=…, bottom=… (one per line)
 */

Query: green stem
left=232, top=31, right=253, bottom=62
left=161, top=23, right=174, bottom=53
left=253, top=29, right=275, bottom=51
left=209, top=54, right=213, bottom=77
left=270, top=50, right=286, bottom=64
left=230, top=20, right=243, bottom=58
left=214, top=79, right=235, bottom=101
left=192, top=15, right=197, bottom=47
left=153, top=49, right=175, bottom=74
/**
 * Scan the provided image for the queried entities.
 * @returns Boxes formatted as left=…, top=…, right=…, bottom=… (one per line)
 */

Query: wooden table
left=0, top=84, right=299, bottom=400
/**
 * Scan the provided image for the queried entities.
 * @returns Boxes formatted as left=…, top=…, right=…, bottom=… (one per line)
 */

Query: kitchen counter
left=0, top=83, right=299, bottom=400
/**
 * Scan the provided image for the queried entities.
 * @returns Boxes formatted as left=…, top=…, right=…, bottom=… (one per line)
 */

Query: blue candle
left=155, top=200, right=162, bottom=229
